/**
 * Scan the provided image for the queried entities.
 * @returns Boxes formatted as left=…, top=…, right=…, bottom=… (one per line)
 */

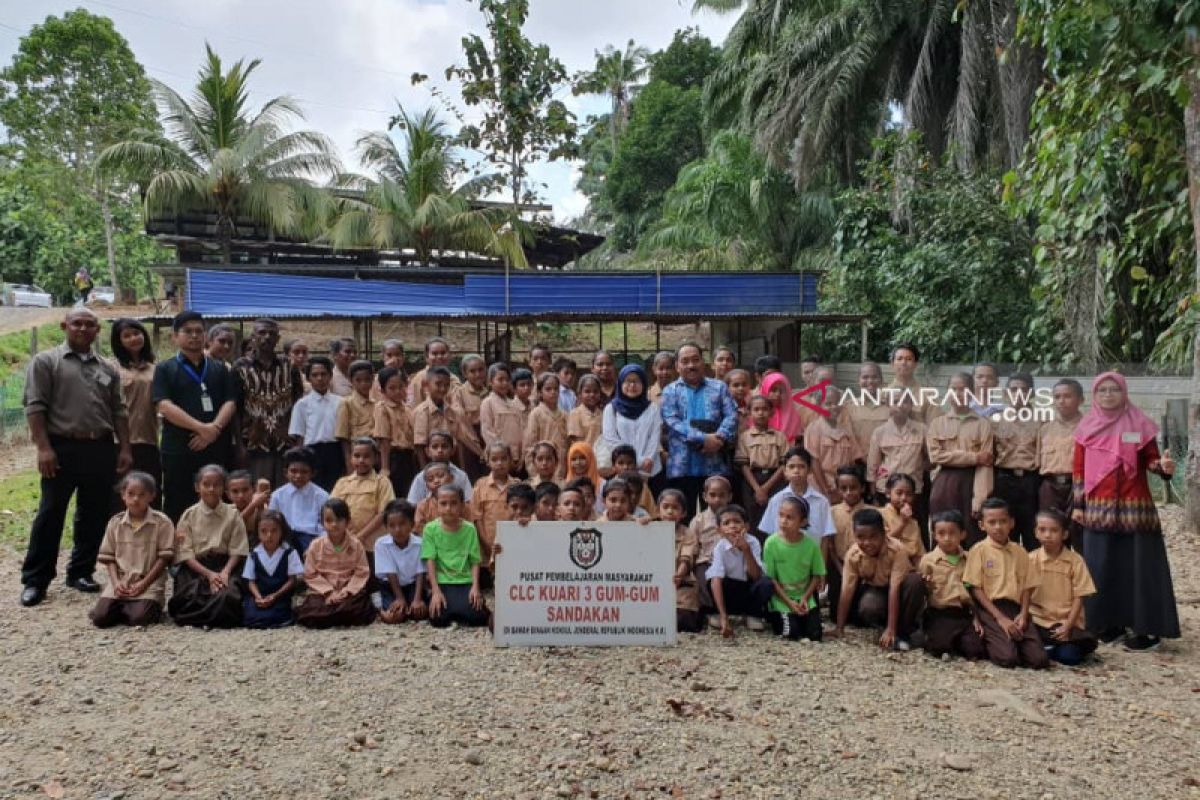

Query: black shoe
left=66, top=576, right=101, bottom=593
left=1098, top=626, right=1128, bottom=644
left=1123, top=635, right=1162, bottom=652
left=20, top=586, right=45, bottom=607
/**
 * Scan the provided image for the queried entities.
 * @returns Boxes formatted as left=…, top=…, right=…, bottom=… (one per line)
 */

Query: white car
left=6, top=284, right=53, bottom=307
left=91, top=286, right=116, bottom=305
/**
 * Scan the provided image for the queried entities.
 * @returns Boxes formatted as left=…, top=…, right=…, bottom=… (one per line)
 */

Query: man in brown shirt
left=1038, top=378, right=1083, bottom=528
left=234, top=318, right=303, bottom=487
left=991, top=372, right=1042, bottom=550
left=841, top=362, right=891, bottom=457
left=21, top=308, right=133, bottom=606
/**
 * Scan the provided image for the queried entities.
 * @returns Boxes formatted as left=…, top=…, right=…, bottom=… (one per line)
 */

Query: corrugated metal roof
left=187, top=269, right=465, bottom=317
left=185, top=268, right=828, bottom=319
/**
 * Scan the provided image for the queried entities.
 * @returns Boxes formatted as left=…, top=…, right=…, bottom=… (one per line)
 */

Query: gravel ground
left=1, top=509, right=1198, bottom=800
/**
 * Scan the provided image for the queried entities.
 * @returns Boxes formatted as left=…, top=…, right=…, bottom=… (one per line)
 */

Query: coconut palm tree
left=698, top=0, right=1040, bottom=186
left=329, top=105, right=530, bottom=267
left=574, top=40, right=652, bottom=147
left=98, top=44, right=340, bottom=262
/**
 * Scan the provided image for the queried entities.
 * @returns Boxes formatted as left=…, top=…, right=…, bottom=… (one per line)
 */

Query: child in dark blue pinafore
left=242, top=510, right=304, bottom=628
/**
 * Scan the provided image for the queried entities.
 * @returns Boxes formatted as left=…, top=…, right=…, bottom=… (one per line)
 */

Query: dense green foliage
left=1013, top=0, right=1198, bottom=368
left=816, top=135, right=1035, bottom=363
left=0, top=9, right=165, bottom=294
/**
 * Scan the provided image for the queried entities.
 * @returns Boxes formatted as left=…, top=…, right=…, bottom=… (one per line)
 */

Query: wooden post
left=860, top=320, right=869, bottom=362
left=29, top=325, right=37, bottom=356
left=622, top=321, right=628, bottom=365
left=598, top=322, right=603, bottom=351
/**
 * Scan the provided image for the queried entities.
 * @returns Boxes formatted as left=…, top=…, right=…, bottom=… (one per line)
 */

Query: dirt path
left=0, top=507, right=1197, bottom=799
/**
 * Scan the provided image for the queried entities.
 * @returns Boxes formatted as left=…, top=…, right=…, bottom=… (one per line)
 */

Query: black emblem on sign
left=568, top=527, right=603, bottom=570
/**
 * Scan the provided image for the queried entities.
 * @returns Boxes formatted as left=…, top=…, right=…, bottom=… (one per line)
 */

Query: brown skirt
left=168, top=552, right=245, bottom=628
left=295, top=586, right=376, bottom=629
left=1039, top=475, right=1083, bottom=552
left=929, top=467, right=982, bottom=545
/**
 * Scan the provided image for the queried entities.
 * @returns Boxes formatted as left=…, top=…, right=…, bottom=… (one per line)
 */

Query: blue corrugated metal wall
left=186, top=269, right=819, bottom=317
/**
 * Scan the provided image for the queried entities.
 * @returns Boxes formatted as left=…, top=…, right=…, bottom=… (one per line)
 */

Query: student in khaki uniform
left=374, top=367, right=416, bottom=499
left=887, top=342, right=939, bottom=426
left=992, top=372, right=1042, bottom=550
left=1038, top=379, right=1084, bottom=537
left=841, top=362, right=890, bottom=462
left=648, top=351, right=676, bottom=404
left=827, top=465, right=870, bottom=623
left=735, top=395, right=788, bottom=527
left=480, top=363, right=525, bottom=470
left=90, top=472, right=175, bottom=627
left=867, top=395, right=927, bottom=510
left=450, top=355, right=489, bottom=482
left=408, top=337, right=460, bottom=407
left=168, top=464, right=249, bottom=628
left=829, top=507, right=925, bottom=651
left=879, top=473, right=925, bottom=565
left=331, top=439, right=395, bottom=570
left=926, top=372, right=994, bottom=546
left=963, top=497, right=1049, bottom=669
left=335, top=361, right=377, bottom=474
left=688, top=476, right=733, bottom=616
left=567, top=375, right=605, bottom=447
left=471, top=443, right=517, bottom=566
left=523, top=374, right=569, bottom=479
left=802, top=385, right=864, bottom=505
left=659, top=488, right=702, bottom=633
left=1027, top=509, right=1097, bottom=665
left=369, top=339, right=405, bottom=402
left=918, top=510, right=985, bottom=659
left=413, top=367, right=461, bottom=469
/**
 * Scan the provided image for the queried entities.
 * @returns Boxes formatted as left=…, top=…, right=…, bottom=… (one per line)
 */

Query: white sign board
left=494, top=521, right=676, bottom=647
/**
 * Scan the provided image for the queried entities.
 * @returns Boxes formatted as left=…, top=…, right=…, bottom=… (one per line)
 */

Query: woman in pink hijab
left=760, top=372, right=802, bottom=442
left=1072, top=371, right=1179, bottom=652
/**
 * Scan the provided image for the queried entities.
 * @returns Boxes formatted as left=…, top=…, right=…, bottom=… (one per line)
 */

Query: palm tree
left=574, top=40, right=652, bottom=147
left=98, top=44, right=340, bottom=262
left=639, top=130, right=834, bottom=270
left=329, top=105, right=530, bottom=267
left=698, top=0, right=1040, bottom=186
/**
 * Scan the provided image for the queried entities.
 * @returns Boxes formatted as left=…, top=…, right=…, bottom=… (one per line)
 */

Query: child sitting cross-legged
left=295, top=498, right=376, bottom=628
left=168, top=464, right=249, bottom=628
left=917, top=510, right=986, bottom=660
left=659, top=489, right=703, bottom=633
left=763, top=495, right=826, bottom=642
left=705, top=504, right=774, bottom=637
left=241, top=510, right=304, bottom=628
left=422, top=484, right=489, bottom=628
left=375, top=500, right=428, bottom=624
left=1027, top=508, right=1097, bottom=666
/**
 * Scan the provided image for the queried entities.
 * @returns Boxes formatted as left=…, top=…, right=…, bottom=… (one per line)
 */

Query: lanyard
left=177, top=354, right=209, bottom=393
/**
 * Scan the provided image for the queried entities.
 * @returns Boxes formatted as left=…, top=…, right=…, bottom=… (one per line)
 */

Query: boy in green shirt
left=763, top=495, right=826, bottom=641
left=421, top=484, right=488, bottom=628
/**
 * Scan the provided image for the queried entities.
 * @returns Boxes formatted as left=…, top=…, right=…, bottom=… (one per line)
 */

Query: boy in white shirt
left=268, top=447, right=329, bottom=555
left=405, top=431, right=474, bottom=504
left=705, top=504, right=774, bottom=638
left=375, top=500, right=428, bottom=623
left=288, top=356, right=343, bottom=490
left=758, top=446, right=836, bottom=544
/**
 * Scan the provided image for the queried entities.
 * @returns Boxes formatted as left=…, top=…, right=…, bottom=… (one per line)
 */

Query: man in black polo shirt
left=20, top=308, right=133, bottom=607
left=153, top=311, right=239, bottom=521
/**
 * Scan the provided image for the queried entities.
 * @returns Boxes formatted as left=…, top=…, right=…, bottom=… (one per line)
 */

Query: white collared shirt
left=405, top=463, right=474, bottom=504
left=373, top=534, right=424, bottom=586
left=288, top=389, right=342, bottom=444
left=268, top=481, right=329, bottom=536
left=758, top=483, right=836, bottom=543
left=242, top=543, right=304, bottom=580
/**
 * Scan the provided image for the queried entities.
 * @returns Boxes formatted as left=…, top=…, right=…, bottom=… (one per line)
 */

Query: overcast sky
left=0, top=0, right=735, bottom=222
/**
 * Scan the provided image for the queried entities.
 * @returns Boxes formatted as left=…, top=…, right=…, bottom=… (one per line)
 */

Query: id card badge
left=1121, top=431, right=1142, bottom=445
left=200, top=383, right=214, bottom=414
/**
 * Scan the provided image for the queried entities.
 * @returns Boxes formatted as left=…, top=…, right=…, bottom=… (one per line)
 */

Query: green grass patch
left=0, top=322, right=65, bottom=383
left=0, top=469, right=72, bottom=550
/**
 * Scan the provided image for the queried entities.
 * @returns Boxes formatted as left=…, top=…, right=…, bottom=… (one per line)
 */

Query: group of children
left=88, top=339, right=1101, bottom=671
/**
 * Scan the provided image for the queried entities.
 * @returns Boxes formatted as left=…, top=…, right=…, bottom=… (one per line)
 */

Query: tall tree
left=648, top=27, right=722, bottom=91
left=0, top=9, right=158, bottom=291
left=99, top=45, right=340, bottom=263
left=329, top=106, right=529, bottom=267
left=573, top=40, right=651, bottom=148
left=438, top=0, right=577, bottom=211
left=698, top=0, right=1041, bottom=186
